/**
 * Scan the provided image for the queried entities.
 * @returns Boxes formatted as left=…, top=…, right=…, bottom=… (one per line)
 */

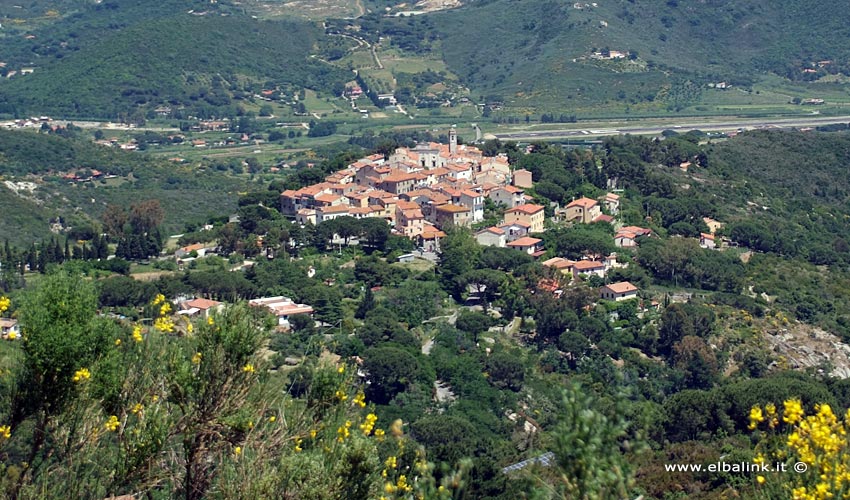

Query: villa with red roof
left=507, top=236, right=542, bottom=255
left=565, top=197, right=602, bottom=224
left=504, top=203, right=545, bottom=233
left=600, top=282, right=639, bottom=301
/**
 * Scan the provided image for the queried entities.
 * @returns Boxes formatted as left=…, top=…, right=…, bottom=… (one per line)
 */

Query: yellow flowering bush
left=0, top=296, right=10, bottom=313
left=0, top=424, right=11, bottom=440
left=750, top=399, right=850, bottom=499
left=72, top=367, right=91, bottom=383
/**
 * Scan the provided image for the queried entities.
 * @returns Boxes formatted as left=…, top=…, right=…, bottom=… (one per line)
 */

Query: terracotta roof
left=604, top=192, right=620, bottom=200
left=183, top=298, right=222, bottom=310
left=542, top=257, right=573, bottom=269
left=436, top=204, right=470, bottom=213
left=567, top=197, right=599, bottom=209
left=497, top=185, right=524, bottom=194
left=572, top=260, right=604, bottom=270
left=620, top=226, right=651, bottom=236
left=382, top=172, right=418, bottom=183
left=505, top=203, right=544, bottom=215
left=604, top=281, right=638, bottom=294
left=593, top=214, right=614, bottom=223
left=320, top=205, right=352, bottom=214
left=180, top=243, right=206, bottom=253
left=479, top=226, right=505, bottom=235
left=701, top=233, right=715, bottom=240
left=507, top=237, right=542, bottom=247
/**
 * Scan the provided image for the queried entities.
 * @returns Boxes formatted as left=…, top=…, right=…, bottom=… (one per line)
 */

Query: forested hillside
left=0, top=0, right=347, bottom=119
left=338, top=0, right=850, bottom=112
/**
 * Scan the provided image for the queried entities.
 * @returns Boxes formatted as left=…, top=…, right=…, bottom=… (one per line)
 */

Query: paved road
left=493, top=115, right=850, bottom=140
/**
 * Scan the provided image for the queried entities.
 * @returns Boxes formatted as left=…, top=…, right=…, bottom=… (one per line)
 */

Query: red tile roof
left=507, top=237, right=542, bottom=247
left=506, top=203, right=544, bottom=215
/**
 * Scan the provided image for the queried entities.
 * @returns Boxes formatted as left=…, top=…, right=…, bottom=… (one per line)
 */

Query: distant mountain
left=0, top=0, right=347, bottom=119
left=356, top=0, right=850, bottom=111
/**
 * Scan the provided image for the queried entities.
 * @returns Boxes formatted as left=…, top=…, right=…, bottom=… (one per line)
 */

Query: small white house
left=600, top=282, right=639, bottom=301
left=249, top=296, right=314, bottom=330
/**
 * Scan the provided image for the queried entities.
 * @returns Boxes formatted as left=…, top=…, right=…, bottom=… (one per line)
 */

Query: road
left=492, top=115, right=850, bottom=140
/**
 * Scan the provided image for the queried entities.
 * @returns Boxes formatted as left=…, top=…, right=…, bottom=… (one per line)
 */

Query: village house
left=475, top=227, right=507, bottom=247
left=395, top=201, right=426, bottom=238
left=435, top=204, right=472, bottom=228
left=499, top=221, right=531, bottom=243
left=507, top=236, right=542, bottom=255
left=419, top=225, right=446, bottom=253
left=615, top=226, right=652, bottom=247
left=175, top=243, right=214, bottom=259
left=178, top=298, right=224, bottom=319
left=458, top=189, right=485, bottom=222
left=504, top=204, right=545, bottom=233
left=565, top=197, right=602, bottom=224
left=600, top=282, right=639, bottom=301
left=488, top=185, right=526, bottom=208
left=699, top=232, right=717, bottom=249
left=542, top=257, right=574, bottom=275
left=601, top=193, right=620, bottom=214
left=571, top=260, right=606, bottom=279
left=248, top=296, right=314, bottom=330
left=512, top=169, right=533, bottom=188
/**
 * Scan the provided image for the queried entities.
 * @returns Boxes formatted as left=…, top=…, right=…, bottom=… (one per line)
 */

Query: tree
left=410, top=415, right=478, bottom=466
left=355, top=286, right=375, bottom=320
left=102, top=204, right=128, bottom=238
left=439, top=227, right=481, bottom=298
left=455, top=310, right=494, bottom=343
left=362, top=346, right=421, bottom=404
left=486, top=350, right=525, bottom=391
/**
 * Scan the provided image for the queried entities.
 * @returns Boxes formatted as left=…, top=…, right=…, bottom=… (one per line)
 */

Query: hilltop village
left=275, top=130, right=696, bottom=300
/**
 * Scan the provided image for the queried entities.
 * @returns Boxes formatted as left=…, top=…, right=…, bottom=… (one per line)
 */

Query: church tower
left=449, top=125, right=457, bottom=154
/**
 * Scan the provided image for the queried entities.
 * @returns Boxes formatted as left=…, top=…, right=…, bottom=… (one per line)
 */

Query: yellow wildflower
left=360, top=413, right=378, bottom=436
left=192, top=352, right=202, bottom=364
left=756, top=475, right=765, bottom=484
left=338, top=365, right=345, bottom=374
left=385, top=456, right=397, bottom=469
left=234, top=446, right=242, bottom=456
left=132, top=403, right=144, bottom=415
left=374, top=428, right=385, bottom=440
left=104, top=415, right=120, bottom=432
left=294, top=438, right=303, bottom=452
left=242, top=363, right=255, bottom=374
left=72, top=367, right=91, bottom=383
left=0, top=425, right=11, bottom=439
left=384, top=483, right=397, bottom=494
left=337, top=421, right=351, bottom=442
left=335, top=389, right=348, bottom=402
left=749, top=405, right=765, bottom=430
left=159, top=302, right=172, bottom=316
left=154, top=316, right=175, bottom=333
left=269, top=415, right=276, bottom=423
left=0, top=296, right=10, bottom=313
left=186, top=323, right=193, bottom=334
left=397, top=475, right=412, bottom=492
left=132, top=325, right=144, bottom=343
left=353, top=391, right=366, bottom=408
left=114, top=338, right=122, bottom=346
left=784, top=399, right=805, bottom=425
left=207, top=316, right=215, bottom=326
left=309, top=429, right=317, bottom=439
left=7, top=331, right=17, bottom=340
left=153, top=294, right=165, bottom=305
